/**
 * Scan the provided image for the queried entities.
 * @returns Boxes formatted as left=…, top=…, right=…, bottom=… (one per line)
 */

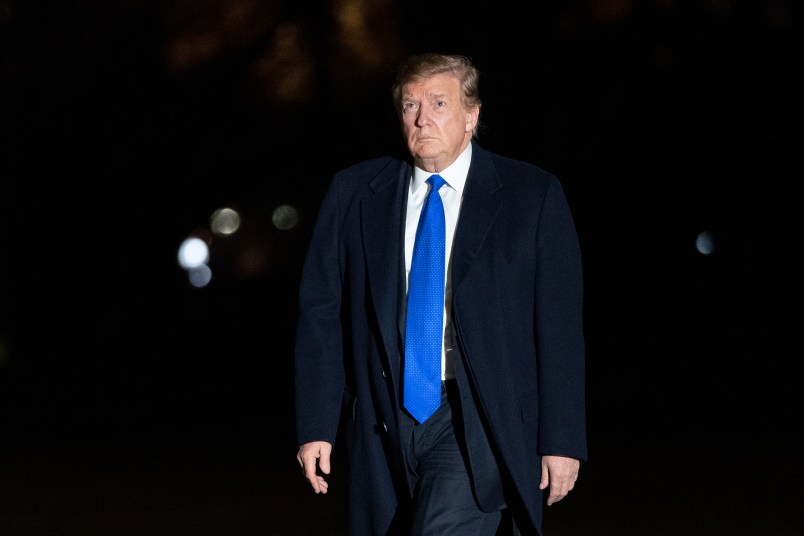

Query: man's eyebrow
left=402, top=92, right=450, bottom=99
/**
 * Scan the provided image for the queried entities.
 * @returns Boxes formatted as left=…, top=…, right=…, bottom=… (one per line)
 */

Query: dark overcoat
left=295, top=141, right=587, bottom=535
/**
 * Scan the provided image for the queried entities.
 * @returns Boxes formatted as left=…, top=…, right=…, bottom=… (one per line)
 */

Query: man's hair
left=391, top=53, right=482, bottom=136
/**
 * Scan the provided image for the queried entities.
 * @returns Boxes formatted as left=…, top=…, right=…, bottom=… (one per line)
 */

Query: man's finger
left=297, top=442, right=333, bottom=494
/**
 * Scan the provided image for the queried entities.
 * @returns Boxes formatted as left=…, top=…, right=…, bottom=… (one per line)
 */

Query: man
left=295, top=53, right=587, bottom=535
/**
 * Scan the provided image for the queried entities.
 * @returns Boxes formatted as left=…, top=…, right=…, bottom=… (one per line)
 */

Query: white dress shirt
left=404, top=143, right=472, bottom=381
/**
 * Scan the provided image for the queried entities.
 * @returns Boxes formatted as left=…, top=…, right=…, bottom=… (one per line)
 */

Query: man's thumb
left=318, top=445, right=332, bottom=474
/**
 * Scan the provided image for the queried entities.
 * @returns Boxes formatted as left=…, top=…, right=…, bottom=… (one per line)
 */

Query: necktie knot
left=427, top=174, right=446, bottom=193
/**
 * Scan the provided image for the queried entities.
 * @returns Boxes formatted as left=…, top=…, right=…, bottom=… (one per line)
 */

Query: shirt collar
left=411, top=142, right=472, bottom=196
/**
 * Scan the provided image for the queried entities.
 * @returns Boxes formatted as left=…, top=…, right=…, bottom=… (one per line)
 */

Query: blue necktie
left=404, top=174, right=447, bottom=423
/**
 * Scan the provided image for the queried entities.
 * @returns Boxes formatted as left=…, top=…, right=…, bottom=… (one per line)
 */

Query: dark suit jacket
left=295, top=141, right=587, bottom=535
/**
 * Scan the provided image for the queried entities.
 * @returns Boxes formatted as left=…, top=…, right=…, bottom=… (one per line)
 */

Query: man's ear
left=466, top=107, right=479, bottom=132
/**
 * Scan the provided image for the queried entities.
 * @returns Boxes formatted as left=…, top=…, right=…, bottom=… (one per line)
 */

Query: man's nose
left=415, top=108, right=432, bottom=127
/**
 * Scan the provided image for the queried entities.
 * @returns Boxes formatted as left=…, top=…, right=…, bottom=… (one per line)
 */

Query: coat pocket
left=341, top=390, right=357, bottom=422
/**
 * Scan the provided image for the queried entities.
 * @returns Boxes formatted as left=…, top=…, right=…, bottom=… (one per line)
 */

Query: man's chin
left=412, top=143, right=442, bottom=160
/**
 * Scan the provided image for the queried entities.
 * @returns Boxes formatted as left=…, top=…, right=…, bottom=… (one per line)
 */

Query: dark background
left=1, top=0, right=802, bottom=534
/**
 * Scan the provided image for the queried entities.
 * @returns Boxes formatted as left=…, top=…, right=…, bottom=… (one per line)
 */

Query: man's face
left=400, top=73, right=478, bottom=173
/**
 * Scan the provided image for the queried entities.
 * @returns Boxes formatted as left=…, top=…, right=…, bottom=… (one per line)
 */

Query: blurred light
left=235, top=243, right=269, bottom=277
left=252, top=22, right=314, bottom=104
left=164, top=0, right=278, bottom=73
left=178, top=237, right=210, bottom=269
left=272, top=204, right=299, bottom=230
left=332, top=0, right=400, bottom=70
left=188, top=264, right=213, bottom=288
left=591, top=0, right=633, bottom=23
left=210, top=207, right=241, bottom=236
left=695, top=231, right=716, bottom=255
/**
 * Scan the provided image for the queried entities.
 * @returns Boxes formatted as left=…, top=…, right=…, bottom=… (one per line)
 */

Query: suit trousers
left=401, top=380, right=517, bottom=535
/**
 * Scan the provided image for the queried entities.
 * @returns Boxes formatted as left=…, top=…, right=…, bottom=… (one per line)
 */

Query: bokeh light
left=272, top=204, right=299, bottom=230
left=210, top=207, right=241, bottom=236
left=178, top=237, right=210, bottom=269
left=187, top=264, right=213, bottom=288
left=695, top=231, right=716, bottom=255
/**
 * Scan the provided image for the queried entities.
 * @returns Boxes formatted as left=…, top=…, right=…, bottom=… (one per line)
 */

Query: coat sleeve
left=534, top=176, right=588, bottom=462
left=294, top=174, right=347, bottom=448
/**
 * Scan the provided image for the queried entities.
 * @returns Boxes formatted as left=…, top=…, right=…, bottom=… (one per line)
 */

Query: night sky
left=1, top=1, right=802, bottom=534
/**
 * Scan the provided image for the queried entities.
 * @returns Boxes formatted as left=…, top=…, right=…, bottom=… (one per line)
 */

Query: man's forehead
left=402, top=75, right=460, bottom=98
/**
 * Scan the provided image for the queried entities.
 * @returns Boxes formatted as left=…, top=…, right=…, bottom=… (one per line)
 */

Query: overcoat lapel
left=451, top=146, right=503, bottom=295
left=361, top=162, right=410, bottom=389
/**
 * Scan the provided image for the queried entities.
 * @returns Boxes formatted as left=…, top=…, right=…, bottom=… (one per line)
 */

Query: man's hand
left=539, top=455, right=580, bottom=506
left=296, top=441, right=333, bottom=494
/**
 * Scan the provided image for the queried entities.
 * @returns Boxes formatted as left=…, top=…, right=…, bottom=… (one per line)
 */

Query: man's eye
left=403, top=102, right=417, bottom=110
left=435, top=101, right=446, bottom=108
